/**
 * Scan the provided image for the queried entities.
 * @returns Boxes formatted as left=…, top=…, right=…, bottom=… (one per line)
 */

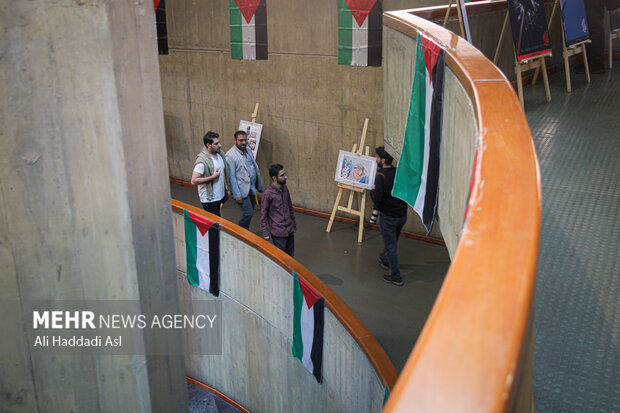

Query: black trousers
left=201, top=199, right=222, bottom=216
left=271, top=233, right=295, bottom=257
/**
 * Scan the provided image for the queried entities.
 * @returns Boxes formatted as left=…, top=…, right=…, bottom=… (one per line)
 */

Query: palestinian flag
left=184, top=210, right=220, bottom=296
left=338, top=0, right=382, bottom=66
left=153, top=0, right=168, bottom=55
left=292, top=272, right=324, bottom=383
left=392, top=34, right=445, bottom=235
left=229, top=0, right=268, bottom=60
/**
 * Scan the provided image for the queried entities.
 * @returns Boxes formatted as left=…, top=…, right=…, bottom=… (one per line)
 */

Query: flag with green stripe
left=184, top=210, right=220, bottom=296
left=338, top=0, right=382, bottom=66
left=393, top=34, right=445, bottom=235
left=292, top=272, right=324, bottom=383
left=229, top=0, right=268, bottom=60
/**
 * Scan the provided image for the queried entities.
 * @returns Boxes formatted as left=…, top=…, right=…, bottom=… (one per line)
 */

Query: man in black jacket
left=371, top=147, right=408, bottom=286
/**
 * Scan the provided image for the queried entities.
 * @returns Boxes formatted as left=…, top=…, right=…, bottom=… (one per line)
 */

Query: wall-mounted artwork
left=238, top=120, right=262, bottom=158
left=334, top=150, right=377, bottom=190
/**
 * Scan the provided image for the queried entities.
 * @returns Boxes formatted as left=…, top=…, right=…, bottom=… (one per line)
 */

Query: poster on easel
left=611, top=8, right=620, bottom=30
left=238, top=120, right=262, bottom=158
left=334, top=150, right=377, bottom=190
left=560, top=0, right=589, bottom=46
left=457, top=0, right=472, bottom=43
left=507, top=0, right=552, bottom=61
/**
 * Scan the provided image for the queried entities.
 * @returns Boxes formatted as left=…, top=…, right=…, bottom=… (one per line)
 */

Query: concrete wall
left=172, top=212, right=386, bottom=413
left=0, top=1, right=186, bottom=411
left=160, top=0, right=447, bottom=237
left=383, top=26, right=478, bottom=257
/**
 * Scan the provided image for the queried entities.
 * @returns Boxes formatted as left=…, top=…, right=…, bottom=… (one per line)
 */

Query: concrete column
left=0, top=1, right=186, bottom=411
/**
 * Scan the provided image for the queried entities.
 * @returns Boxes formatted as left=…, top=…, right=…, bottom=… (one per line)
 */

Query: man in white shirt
left=190, top=131, right=231, bottom=216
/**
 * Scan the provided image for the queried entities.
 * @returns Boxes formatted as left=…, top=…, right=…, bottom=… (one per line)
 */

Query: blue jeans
left=379, top=214, right=407, bottom=278
left=238, top=194, right=256, bottom=230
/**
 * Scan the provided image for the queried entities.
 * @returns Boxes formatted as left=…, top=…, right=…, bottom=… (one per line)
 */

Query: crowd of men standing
left=191, top=130, right=296, bottom=257
left=191, top=131, right=408, bottom=286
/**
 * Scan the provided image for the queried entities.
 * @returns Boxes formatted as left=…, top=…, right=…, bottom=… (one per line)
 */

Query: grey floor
left=524, top=68, right=620, bottom=412
left=179, top=64, right=619, bottom=413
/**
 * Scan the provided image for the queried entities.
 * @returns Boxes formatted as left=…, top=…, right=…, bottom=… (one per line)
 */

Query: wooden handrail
left=186, top=377, right=251, bottom=413
left=171, top=199, right=399, bottom=391
left=383, top=11, right=541, bottom=413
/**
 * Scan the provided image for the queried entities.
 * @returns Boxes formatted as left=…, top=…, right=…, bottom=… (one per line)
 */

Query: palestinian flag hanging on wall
left=153, top=0, right=168, bottom=55
left=229, top=0, right=268, bottom=60
left=393, top=34, right=445, bottom=235
left=338, top=0, right=382, bottom=66
left=184, top=210, right=220, bottom=296
left=292, top=272, right=325, bottom=383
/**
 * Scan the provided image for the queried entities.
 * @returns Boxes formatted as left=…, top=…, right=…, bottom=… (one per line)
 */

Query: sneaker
left=383, top=274, right=404, bottom=286
left=378, top=255, right=389, bottom=270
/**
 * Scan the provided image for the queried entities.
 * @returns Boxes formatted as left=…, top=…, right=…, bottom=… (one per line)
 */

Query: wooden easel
left=494, top=10, right=552, bottom=106
left=609, top=23, right=619, bottom=70
left=443, top=0, right=469, bottom=42
left=250, top=102, right=259, bottom=123
left=326, top=118, right=370, bottom=243
left=532, top=0, right=590, bottom=92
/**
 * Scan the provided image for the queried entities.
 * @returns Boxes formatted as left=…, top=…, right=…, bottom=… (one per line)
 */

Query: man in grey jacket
left=226, top=130, right=263, bottom=229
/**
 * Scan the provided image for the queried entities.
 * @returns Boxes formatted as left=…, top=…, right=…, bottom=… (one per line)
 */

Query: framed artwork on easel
left=334, top=150, right=377, bottom=190
left=560, top=0, right=589, bottom=46
left=238, top=120, right=262, bottom=158
left=507, top=0, right=552, bottom=61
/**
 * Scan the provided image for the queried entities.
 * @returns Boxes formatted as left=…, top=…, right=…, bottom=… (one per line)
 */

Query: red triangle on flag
left=345, top=0, right=378, bottom=27
left=421, top=35, right=442, bottom=83
left=188, top=210, right=216, bottom=237
left=234, top=0, right=261, bottom=24
left=297, top=274, right=322, bottom=309
left=153, top=0, right=161, bottom=11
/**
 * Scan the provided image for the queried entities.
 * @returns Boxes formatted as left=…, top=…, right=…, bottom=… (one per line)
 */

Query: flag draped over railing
left=184, top=210, right=220, bottom=296
left=393, top=34, right=445, bottom=235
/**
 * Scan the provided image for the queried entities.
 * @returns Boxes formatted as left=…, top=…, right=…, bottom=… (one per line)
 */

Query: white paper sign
left=238, top=120, right=263, bottom=158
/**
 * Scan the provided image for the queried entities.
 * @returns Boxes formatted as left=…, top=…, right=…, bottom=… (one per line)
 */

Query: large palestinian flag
left=292, top=272, right=325, bottom=383
left=229, top=0, right=268, bottom=60
left=184, top=210, right=220, bottom=296
left=392, top=34, right=445, bottom=235
left=338, top=0, right=382, bottom=66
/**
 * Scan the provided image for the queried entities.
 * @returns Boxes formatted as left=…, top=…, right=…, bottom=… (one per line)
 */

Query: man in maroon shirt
left=260, top=164, right=297, bottom=257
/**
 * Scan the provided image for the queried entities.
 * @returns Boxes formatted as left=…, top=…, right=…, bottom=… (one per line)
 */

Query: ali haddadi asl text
left=33, top=335, right=122, bottom=347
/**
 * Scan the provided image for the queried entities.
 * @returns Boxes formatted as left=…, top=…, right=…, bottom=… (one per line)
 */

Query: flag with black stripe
left=393, top=33, right=445, bottom=234
left=154, top=0, right=168, bottom=55
left=229, top=0, right=268, bottom=60
left=292, top=272, right=324, bottom=383
left=338, top=0, right=382, bottom=66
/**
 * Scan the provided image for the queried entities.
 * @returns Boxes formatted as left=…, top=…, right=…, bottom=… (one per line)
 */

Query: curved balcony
left=382, top=10, right=540, bottom=413
left=171, top=199, right=397, bottom=412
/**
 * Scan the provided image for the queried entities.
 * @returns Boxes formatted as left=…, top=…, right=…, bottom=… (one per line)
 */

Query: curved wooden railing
left=383, top=11, right=541, bottom=413
left=171, top=199, right=398, bottom=394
